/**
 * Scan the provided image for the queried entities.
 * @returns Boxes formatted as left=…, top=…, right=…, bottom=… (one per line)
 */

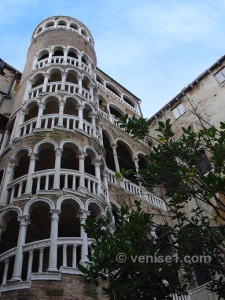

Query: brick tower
left=0, top=16, right=166, bottom=299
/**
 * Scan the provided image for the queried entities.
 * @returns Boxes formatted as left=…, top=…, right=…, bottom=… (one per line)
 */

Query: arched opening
left=61, top=143, right=79, bottom=170
left=109, top=105, right=123, bottom=119
left=81, top=29, right=87, bottom=37
left=46, top=21, right=54, bottom=28
left=64, top=98, right=78, bottom=116
left=99, top=96, right=108, bottom=112
left=24, top=102, right=39, bottom=122
left=57, top=200, right=81, bottom=268
left=117, top=141, right=136, bottom=181
left=58, top=200, right=80, bottom=237
left=38, top=50, right=49, bottom=61
left=35, top=143, right=55, bottom=171
left=0, top=211, right=19, bottom=282
left=25, top=202, right=51, bottom=274
left=0, top=211, right=19, bottom=254
left=0, top=169, right=4, bottom=187
left=103, top=132, right=115, bottom=171
left=70, top=23, right=78, bottom=30
left=84, top=149, right=95, bottom=176
left=96, top=75, right=104, bottom=85
left=88, top=202, right=102, bottom=219
left=111, top=203, right=120, bottom=224
left=82, top=76, right=90, bottom=90
left=52, top=47, right=64, bottom=57
left=106, top=83, right=120, bottom=98
left=36, top=27, right=42, bottom=34
left=43, top=97, right=59, bottom=115
left=48, top=69, right=62, bottom=82
left=32, top=74, right=44, bottom=88
left=67, top=49, right=78, bottom=59
left=13, top=149, right=30, bottom=180
left=83, top=104, right=92, bottom=123
left=5, top=117, right=15, bottom=147
left=123, top=95, right=135, bottom=108
left=58, top=20, right=67, bottom=27
left=66, top=70, right=78, bottom=84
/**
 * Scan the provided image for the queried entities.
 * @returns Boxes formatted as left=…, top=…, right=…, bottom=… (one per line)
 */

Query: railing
left=0, top=237, right=90, bottom=286
left=28, top=82, right=92, bottom=102
left=99, top=110, right=149, bottom=147
left=7, top=170, right=106, bottom=202
left=97, top=82, right=139, bottom=114
left=35, top=56, right=91, bottom=74
left=17, top=114, right=101, bottom=143
left=108, top=170, right=167, bottom=211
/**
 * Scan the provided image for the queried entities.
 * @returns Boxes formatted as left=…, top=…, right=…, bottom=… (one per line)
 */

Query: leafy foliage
left=80, top=116, right=225, bottom=299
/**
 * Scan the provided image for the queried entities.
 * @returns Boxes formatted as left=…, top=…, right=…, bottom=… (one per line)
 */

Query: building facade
left=0, top=16, right=168, bottom=299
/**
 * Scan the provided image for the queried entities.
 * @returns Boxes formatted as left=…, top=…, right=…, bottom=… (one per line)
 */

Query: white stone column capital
left=78, top=209, right=90, bottom=221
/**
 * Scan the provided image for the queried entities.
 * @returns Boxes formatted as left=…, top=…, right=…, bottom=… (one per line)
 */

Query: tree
left=79, top=115, right=225, bottom=299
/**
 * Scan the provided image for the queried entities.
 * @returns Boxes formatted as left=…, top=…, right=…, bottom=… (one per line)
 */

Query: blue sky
left=1, top=0, right=225, bottom=117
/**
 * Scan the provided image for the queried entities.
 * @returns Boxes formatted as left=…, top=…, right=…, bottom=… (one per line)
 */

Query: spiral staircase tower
left=0, top=16, right=167, bottom=299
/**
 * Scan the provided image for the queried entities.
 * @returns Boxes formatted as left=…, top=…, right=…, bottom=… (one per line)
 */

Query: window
left=172, top=103, right=185, bottom=119
left=197, top=149, right=212, bottom=175
left=214, top=67, right=225, bottom=84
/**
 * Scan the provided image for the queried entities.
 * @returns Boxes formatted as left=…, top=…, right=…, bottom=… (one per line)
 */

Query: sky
left=1, top=0, right=225, bottom=118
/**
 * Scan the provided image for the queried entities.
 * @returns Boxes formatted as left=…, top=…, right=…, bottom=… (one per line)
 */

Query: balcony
left=34, top=56, right=91, bottom=75
left=6, top=170, right=107, bottom=204
left=108, top=170, right=167, bottom=211
left=0, top=237, right=90, bottom=292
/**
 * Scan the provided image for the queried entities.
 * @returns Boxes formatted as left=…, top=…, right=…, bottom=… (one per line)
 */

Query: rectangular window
left=214, top=67, right=225, bottom=84
left=172, top=103, right=186, bottom=119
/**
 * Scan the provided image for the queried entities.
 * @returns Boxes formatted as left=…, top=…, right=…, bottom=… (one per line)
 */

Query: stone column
left=48, top=209, right=61, bottom=272
left=35, top=102, right=45, bottom=129
left=58, top=101, right=65, bottom=126
left=31, top=55, right=38, bottom=70
left=15, top=108, right=27, bottom=138
left=42, top=74, right=50, bottom=93
left=98, top=123, right=103, bottom=146
left=53, top=148, right=63, bottom=190
left=87, top=60, right=92, bottom=75
left=79, top=209, right=90, bottom=265
left=102, top=169, right=109, bottom=203
left=78, top=53, right=82, bottom=67
left=0, top=130, right=9, bottom=154
left=78, top=75, right=82, bottom=94
left=133, top=156, right=139, bottom=174
left=23, top=80, right=33, bottom=102
left=89, top=84, right=94, bottom=102
left=11, top=215, right=29, bottom=281
left=63, top=48, right=68, bottom=63
left=0, top=159, right=16, bottom=205
left=78, top=105, right=84, bottom=130
left=90, top=112, right=97, bottom=137
left=25, top=152, right=37, bottom=194
left=111, top=143, right=120, bottom=173
left=47, top=50, right=53, bottom=64
left=94, top=158, right=102, bottom=196
left=61, top=72, right=67, bottom=90
left=78, top=151, right=86, bottom=193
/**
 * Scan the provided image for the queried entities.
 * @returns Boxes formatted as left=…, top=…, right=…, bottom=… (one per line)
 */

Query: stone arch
left=83, top=102, right=93, bottom=123
left=42, top=96, right=60, bottom=115
left=96, top=74, right=104, bottom=85
left=63, top=96, right=80, bottom=116
left=24, top=101, right=39, bottom=121
left=33, top=139, right=58, bottom=154
left=86, top=199, right=104, bottom=217
left=60, top=141, right=80, bottom=171
left=109, top=103, right=125, bottom=118
left=105, top=82, right=121, bottom=98
left=82, top=75, right=91, bottom=91
left=65, top=68, right=79, bottom=84
left=84, top=147, right=98, bottom=176
left=69, top=22, right=79, bottom=31
left=102, top=130, right=115, bottom=171
left=31, top=72, right=45, bottom=88
left=34, top=141, right=57, bottom=172
left=56, top=19, right=68, bottom=27
left=57, top=195, right=84, bottom=210
left=0, top=208, right=21, bottom=255
left=13, top=147, right=31, bottom=180
left=23, top=197, right=55, bottom=216
left=37, top=49, right=49, bottom=61
left=123, top=94, right=136, bottom=108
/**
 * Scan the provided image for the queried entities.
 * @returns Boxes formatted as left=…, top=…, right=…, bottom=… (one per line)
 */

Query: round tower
left=0, top=16, right=111, bottom=298
left=0, top=15, right=166, bottom=299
